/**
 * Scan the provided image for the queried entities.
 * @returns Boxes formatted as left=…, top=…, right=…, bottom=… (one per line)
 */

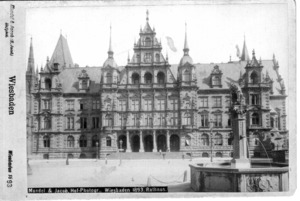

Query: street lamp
left=96, top=141, right=99, bottom=161
left=119, top=139, right=123, bottom=166
left=209, top=119, right=215, bottom=163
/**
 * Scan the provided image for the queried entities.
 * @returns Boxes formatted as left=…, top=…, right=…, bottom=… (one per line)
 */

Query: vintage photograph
left=21, top=0, right=295, bottom=196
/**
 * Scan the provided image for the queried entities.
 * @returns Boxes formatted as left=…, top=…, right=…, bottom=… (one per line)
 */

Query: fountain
left=189, top=82, right=289, bottom=192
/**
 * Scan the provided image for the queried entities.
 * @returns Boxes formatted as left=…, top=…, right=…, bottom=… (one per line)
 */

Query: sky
left=26, top=2, right=289, bottom=84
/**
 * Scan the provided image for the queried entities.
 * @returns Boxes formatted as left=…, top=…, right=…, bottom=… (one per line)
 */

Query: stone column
left=126, top=131, right=131, bottom=152
left=139, top=131, right=144, bottom=152
left=231, top=105, right=251, bottom=169
left=167, top=130, right=170, bottom=152
left=153, top=130, right=157, bottom=152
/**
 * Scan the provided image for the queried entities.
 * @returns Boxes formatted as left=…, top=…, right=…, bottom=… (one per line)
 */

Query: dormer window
left=78, top=69, right=90, bottom=90
left=212, top=76, right=221, bottom=86
left=45, top=78, right=52, bottom=89
left=211, top=65, right=222, bottom=87
left=145, top=37, right=151, bottom=46
left=132, top=73, right=140, bottom=84
left=106, top=72, right=113, bottom=84
left=183, top=69, right=190, bottom=82
left=53, top=63, right=59, bottom=71
left=157, top=72, right=165, bottom=84
left=250, top=71, right=259, bottom=84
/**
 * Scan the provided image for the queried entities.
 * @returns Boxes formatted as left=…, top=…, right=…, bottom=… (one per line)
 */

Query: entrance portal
left=170, top=134, right=180, bottom=152
left=157, top=135, right=167, bottom=152
left=144, top=135, right=153, bottom=152
left=131, top=135, right=140, bottom=152
left=118, top=135, right=127, bottom=152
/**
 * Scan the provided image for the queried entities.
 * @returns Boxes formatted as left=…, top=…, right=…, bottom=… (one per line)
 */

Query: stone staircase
left=101, top=152, right=192, bottom=160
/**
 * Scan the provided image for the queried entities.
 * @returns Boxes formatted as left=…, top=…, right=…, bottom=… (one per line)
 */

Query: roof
left=58, top=67, right=101, bottom=93
left=50, top=34, right=74, bottom=69
left=56, top=59, right=284, bottom=95
left=170, top=60, right=284, bottom=95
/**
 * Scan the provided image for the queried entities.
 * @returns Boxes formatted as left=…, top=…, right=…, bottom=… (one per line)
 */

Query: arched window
left=106, top=137, right=112, bottom=147
left=250, top=71, right=259, bottom=84
left=145, top=37, right=151, bottom=46
left=202, top=152, right=209, bottom=158
left=212, top=76, right=221, bottom=85
left=43, top=117, right=51, bottom=129
left=67, top=136, right=75, bottom=148
left=185, top=135, right=191, bottom=146
left=252, top=113, right=260, bottom=125
left=201, top=134, right=209, bottom=146
left=144, top=72, right=153, bottom=84
left=106, top=73, right=112, bottom=84
left=43, top=135, right=50, bottom=148
left=183, top=70, right=190, bottom=82
left=155, top=53, right=160, bottom=62
left=79, top=153, right=86, bottom=159
left=132, top=73, right=140, bottom=84
left=216, top=152, right=223, bottom=158
left=45, top=78, right=52, bottom=89
left=92, top=135, right=99, bottom=147
left=67, top=153, right=74, bottom=159
left=157, top=72, right=165, bottom=84
left=79, top=135, right=87, bottom=147
left=43, top=154, right=49, bottom=159
left=214, top=133, right=223, bottom=146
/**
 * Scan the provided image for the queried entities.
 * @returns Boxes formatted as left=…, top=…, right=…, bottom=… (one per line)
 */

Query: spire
left=183, top=22, right=189, bottom=55
left=146, top=9, right=149, bottom=22
left=249, top=49, right=260, bottom=67
left=50, top=34, right=74, bottom=70
left=108, top=24, right=113, bottom=58
left=240, top=35, right=250, bottom=61
left=27, top=37, right=35, bottom=73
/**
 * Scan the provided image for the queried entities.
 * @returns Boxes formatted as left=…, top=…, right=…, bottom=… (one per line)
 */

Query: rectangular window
left=250, top=94, right=260, bottom=105
left=66, top=100, right=74, bottom=110
left=80, top=117, right=87, bottom=129
left=119, top=100, right=126, bottom=111
left=145, top=115, right=153, bottom=126
left=170, top=99, right=178, bottom=110
left=80, top=100, right=87, bottom=110
left=43, top=100, right=51, bottom=110
left=213, top=97, right=222, bottom=108
left=132, top=99, right=139, bottom=111
left=132, top=114, right=139, bottom=126
left=183, top=113, right=191, bottom=125
left=92, top=100, right=100, bottom=109
left=92, top=117, right=99, bottom=128
left=214, top=114, right=222, bottom=127
left=144, top=99, right=152, bottom=111
left=199, top=97, right=208, bottom=108
left=170, top=113, right=178, bottom=125
left=201, top=114, right=209, bottom=127
left=120, top=114, right=126, bottom=127
left=158, top=114, right=166, bottom=126
left=225, top=96, right=231, bottom=107
left=66, top=117, right=74, bottom=129
left=157, top=99, right=165, bottom=110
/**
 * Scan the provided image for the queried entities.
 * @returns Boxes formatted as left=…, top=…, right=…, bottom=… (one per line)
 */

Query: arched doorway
left=144, top=135, right=153, bottom=152
left=157, top=135, right=167, bottom=152
left=170, top=134, right=180, bottom=152
left=131, top=135, right=140, bottom=152
left=118, top=135, right=127, bottom=152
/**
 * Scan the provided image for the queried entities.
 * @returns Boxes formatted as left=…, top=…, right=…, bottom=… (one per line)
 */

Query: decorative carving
left=246, top=175, right=279, bottom=192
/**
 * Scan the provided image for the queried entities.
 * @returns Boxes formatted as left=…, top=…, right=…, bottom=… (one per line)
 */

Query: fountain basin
left=189, top=161, right=288, bottom=192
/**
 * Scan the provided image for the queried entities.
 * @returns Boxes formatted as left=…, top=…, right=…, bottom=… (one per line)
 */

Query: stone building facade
left=26, top=12, right=288, bottom=159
